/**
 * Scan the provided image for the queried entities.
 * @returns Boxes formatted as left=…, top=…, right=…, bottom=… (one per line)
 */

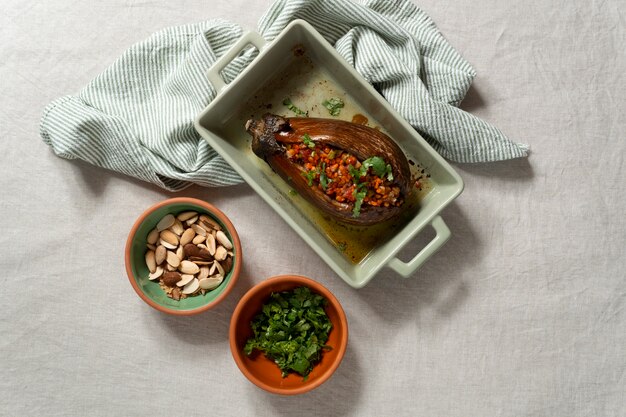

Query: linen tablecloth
left=1, top=0, right=624, bottom=416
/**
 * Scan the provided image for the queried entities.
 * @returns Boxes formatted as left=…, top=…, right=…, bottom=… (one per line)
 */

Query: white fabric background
left=1, top=1, right=624, bottom=416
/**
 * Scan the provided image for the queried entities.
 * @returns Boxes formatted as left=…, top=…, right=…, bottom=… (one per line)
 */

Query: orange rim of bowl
left=124, top=197, right=242, bottom=316
left=229, top=275, right=348, bottom=395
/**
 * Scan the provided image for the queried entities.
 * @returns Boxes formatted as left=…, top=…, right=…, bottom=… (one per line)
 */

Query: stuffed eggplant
left=245, top=113, right=412, bottom=225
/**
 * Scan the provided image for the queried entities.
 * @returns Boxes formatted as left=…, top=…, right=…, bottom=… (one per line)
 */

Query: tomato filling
left=284, top=140, right=402, bottom=217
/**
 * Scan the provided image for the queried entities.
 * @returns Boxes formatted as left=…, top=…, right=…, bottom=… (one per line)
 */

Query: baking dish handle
left=387, top=216, right=451, bottom=278
left=207, top=31, right=267, bottom=94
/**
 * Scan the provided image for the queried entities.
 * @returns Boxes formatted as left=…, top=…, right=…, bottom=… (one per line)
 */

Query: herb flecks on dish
left=283, top=98, right=308, bottom=117
left=244, top=287, right=333, bottom=379
left=286, top=142, right=402, bottom=218
left=322, top=97, right=344, bottom=116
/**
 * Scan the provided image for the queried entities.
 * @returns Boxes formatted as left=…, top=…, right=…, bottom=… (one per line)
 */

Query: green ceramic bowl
left=125, top=197, right=242, bottom=315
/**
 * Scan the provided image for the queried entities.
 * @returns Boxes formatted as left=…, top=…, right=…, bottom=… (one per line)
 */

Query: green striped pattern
left=40, top=0, right=528, bottom=192
left=41, top=20, right=248, bottom=190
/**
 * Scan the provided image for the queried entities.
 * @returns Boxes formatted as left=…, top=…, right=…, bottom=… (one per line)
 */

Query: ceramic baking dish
left=194, top=20, right=463, bottom=288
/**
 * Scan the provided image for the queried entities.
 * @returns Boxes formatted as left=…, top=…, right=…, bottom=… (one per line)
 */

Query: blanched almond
left=160, top=230, right=179, bottom=246
left=176, top=274, right=194, bottom=287
left=166, top=251, right=180, bottom=268
left=169, top=219, right=184, bottom=236
left=189, top=257, right=213, bottom=266
left=145, top=250, right=156, bottom=273
left=147, top=228, right=160, bottom=245
left=156, top=214, right=175, bottom=231
left=149, top=266, right=164, bottom=280
left=214, top=245, right=227, bottom=261
left=179, top=260, right=200, bottom=275
left=155, top=245, right=167, bottom=265
left=176, top=211, right=198, bottom=221
left=191, top=224, right=207, bottom=236
left=199, top=275, right=223, bottom=290
left=180, top=228, right=195, bottom=246
left=176, top=245, right=184, bottom=261
left=192, top=234, right=206, bottom=244
left=206, top=234, right=216, bottom=255
left=185, top=216, right=198, bottom=226
left=159, top=239, right=177, bottom=250
left=182, top=278, right=200, bottom=294
left=215, top=230, right=232, bottom=250
left=214, top=261, right=225, bottom=276
left=198, top=265, right=210, bottom=280
left=199, top=215, right=222, bottom=231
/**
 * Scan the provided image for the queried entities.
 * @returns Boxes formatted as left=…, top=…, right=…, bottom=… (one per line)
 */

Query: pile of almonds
left=144, top=211, right=234, bottom=300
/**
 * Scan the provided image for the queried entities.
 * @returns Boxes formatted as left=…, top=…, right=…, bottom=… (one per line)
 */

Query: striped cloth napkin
left=40, top=0, right=528, bottom=191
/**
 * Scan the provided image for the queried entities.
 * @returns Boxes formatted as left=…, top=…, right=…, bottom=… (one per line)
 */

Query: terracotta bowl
left=125, top=197, right=242, bottom=315
left=229, top=275, right=348, bottom=395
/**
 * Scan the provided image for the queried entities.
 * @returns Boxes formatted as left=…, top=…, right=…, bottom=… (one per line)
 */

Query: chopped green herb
left=283, top=98, right=307, bottom=116
left=288, top=189, right=298, bottom=196
left=302, top=133, right=315, bottom=149
left=243, top=287, right=333, bottom=378
left=385, top=163, right=394, bottom=181
left=337, top=242, right=347, bottom=252
left=356, top=181, right=368, bottom=191
left=348, top=164, right=361, bottom=180
left=322, top=97, right=344, bottom=116
left=319, top=163, right=331, bottom=190
left=360, top=156, right=393, bottom=179
left=346, top=157, right=395, bottom=217
left=302, top=170, right=317, bottom=186
left=327, top=149, right=337, bottom=159
left=352, top=188, right=367, bottom=217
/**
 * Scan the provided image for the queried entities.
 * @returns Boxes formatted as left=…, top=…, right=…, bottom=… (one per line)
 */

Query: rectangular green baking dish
left=194, top=19, right=463, bottom=288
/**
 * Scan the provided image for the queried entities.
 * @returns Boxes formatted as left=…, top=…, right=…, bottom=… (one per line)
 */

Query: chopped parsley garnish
left=348, top=164, right=361, bottom=180
left=302, top=133, right=315, bottom=149
left=347, top=157, right=394, bottom=217
left=243, top=287, right=333, bottom=378
left=353, top=187, right=367, bottom=217
left=283, top=98, right=308, bottom=116
left=303, top=169, right=317, bottom=186
left=359, top=156, right=394, bottom=181
left=319, top=163, right=331, bottom=190
left=287, top=143, right=397, bottom=219
left=322, top=97, right=344, bottom=116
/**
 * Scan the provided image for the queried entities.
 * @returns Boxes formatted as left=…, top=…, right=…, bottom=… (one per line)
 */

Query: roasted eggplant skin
left=245, top=113, right=412, bottom=225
